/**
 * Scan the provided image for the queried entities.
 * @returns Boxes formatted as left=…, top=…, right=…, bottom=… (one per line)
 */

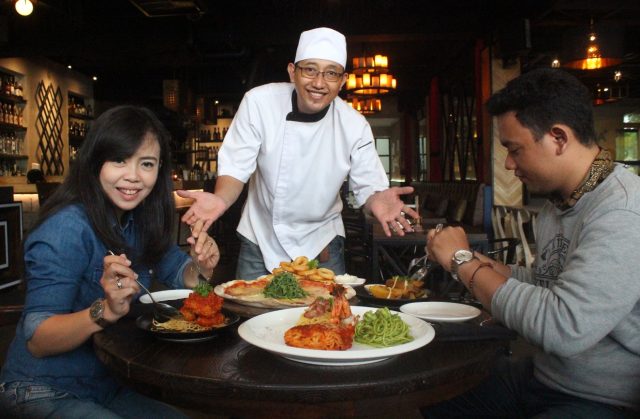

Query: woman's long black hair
left=33, top=105, right=176, bottom=266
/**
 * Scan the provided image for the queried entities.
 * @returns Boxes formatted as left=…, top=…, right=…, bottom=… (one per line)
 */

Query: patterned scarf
left=551, top=148, right=614, bottom=210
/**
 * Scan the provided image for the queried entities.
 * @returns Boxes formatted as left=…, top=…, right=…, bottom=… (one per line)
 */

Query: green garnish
left=194, top=282, right=213, bottom=297
left=263, top=272, right=307, bottom=299
left=307, top=259, right=319, bottom=269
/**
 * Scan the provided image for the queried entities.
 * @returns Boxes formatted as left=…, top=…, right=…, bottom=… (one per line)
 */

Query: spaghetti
left=151, top=318, right=214, bottom=332
left=284, top=323, right=355, bottom=350
left=354, top=307, right=413, bottom=347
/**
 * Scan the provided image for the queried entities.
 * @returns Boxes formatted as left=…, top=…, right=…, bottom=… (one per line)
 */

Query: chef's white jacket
left=218, top=83, right=389, bottom=272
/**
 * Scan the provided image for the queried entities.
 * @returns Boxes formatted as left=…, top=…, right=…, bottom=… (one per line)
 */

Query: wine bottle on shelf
left=15, top=82, right=21, bottom=98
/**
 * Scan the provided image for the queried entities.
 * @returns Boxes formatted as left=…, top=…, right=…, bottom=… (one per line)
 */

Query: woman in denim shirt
left=0, top=105, right=219, bottom=418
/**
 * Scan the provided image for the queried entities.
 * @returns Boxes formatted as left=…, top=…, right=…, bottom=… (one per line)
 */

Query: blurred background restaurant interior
left=0, top=0, right=640, bottom=289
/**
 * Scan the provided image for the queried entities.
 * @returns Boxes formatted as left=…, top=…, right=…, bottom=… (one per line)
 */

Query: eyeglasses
left=295, top=65, right=345, bottom=82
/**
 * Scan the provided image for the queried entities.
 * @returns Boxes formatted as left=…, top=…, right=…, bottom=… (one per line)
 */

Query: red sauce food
left=180, top=291, right=225, bottom=328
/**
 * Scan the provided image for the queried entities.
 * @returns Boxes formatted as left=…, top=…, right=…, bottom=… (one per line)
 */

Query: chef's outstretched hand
left=366, top=186, right=420, bottom=237
left=176, top=190, right=227, bottom=233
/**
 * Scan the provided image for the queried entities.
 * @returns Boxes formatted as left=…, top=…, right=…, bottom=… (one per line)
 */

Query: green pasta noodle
left=354, top=307, right=414, bottom=347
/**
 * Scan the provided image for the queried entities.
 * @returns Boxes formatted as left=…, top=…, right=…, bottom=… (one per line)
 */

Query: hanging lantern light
left=562, top=20, right=623, bottom=70
left=346, top=54, right=397, bottom=96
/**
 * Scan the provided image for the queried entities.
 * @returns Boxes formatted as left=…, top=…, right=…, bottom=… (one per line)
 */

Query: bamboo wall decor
left=440, top=83, right=478, bottom=181
left=35, top=81, right=64, bottom=176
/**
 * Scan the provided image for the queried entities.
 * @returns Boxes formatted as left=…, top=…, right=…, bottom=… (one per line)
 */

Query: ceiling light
left=346, top=96, right=382, bottom=115
left=562, top=19, right=622, bottom=71
left=15, top=0, right=33, bottom=16
left=346, top=54, right=396, bottom=96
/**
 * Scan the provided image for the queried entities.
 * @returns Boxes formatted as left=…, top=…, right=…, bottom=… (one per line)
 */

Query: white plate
left=237, top=306, right=435, bottom=366
left=334, top=274, right=366, bottom=286
left=215, top=280, right=356, bottom=308
left=139, top=289, right=192, bottom=304
left=399, top=302, right=481, bottom=323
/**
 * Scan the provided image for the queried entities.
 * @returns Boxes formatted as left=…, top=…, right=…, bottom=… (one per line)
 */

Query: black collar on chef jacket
left=286, top=90, right=330, bottom=122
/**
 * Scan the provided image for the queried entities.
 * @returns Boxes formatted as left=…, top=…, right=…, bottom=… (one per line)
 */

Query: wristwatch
left=450, top=249, right=476, bottom=281
left=89, top=298, right=113, bottom=329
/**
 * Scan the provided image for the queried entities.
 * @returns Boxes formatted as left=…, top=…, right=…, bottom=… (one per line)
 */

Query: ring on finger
left=116, top=279, right=123, bottom=289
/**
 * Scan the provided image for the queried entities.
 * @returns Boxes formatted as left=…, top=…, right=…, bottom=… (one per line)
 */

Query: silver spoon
left=107, top=250, right=183, bottom=322
left=135, top=279, right=184, bottom=323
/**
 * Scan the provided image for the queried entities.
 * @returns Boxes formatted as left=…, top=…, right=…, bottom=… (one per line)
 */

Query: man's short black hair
left=486, top=68, right=596, bottom=145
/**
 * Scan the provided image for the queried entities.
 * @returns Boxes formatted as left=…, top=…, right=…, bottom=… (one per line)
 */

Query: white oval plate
left=399, top=302, right=481, bottom=323
left=139, top=289, right=192, bottom=304
left=237, top=306, right=435, bottom=366
left=334, top=274, right=366, bottom=286
left=214, top=280, right=356, bottom=308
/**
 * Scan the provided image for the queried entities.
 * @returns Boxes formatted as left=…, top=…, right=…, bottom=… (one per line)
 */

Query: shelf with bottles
left=0, top=159, right=27, bottom=177
left=68, top=120, right=90, bottom=142
left=0, top=121, right=26, bottom=132
left=67, top=93, right=94, bottom=161
left=0, top=100, right=26, bottom=129
left=0, top=71, right=25, bottom=104
left=0, top=139, right=28, bottom=176
left=195, top=126, right=228, bottom=143
left=0, top=152, right=27, bottom=160
left=0, top=130, right=25, bottom=158
left=68, top=92, right=94, bottom=120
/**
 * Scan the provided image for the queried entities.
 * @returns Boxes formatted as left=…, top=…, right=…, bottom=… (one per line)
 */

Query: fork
left=408, top=223, right=443, bottom=280
left=107, top=250, right=183, bottom=322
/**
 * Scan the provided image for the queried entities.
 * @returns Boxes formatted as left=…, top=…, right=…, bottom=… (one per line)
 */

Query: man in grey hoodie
left=423, top=68, right=640, bottom=418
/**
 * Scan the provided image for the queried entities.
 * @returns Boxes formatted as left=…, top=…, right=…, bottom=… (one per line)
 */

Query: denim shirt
left=0, top=204, right=190, bottom=403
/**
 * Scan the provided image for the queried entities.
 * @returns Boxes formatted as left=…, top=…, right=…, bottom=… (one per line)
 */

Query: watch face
left=90, top=299, right=104, bottom=320
left=454, top=249, right=474, bottom=263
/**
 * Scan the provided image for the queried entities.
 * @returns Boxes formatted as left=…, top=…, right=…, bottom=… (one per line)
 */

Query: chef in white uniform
left=179, top=27, right=419, bottom=279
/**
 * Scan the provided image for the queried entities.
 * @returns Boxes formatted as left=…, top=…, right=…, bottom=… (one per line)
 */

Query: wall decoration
left=440, top=82, right=478, bottom=181
left=35, top=81, right=64, bottom=175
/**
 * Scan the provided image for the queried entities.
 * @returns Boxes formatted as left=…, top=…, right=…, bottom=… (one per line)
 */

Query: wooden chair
left=515, top=209, right=535, bottom=268
left=493, top=206, right=536, bottom=268
left=343, top=208, right=372, bottom=279
left=486, top=237, right=520, bottom=265
left=36, top=182, right=62, bottom=207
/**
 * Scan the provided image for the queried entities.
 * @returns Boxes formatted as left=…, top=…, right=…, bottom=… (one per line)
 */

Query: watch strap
left=90, top=299, right=114, bottom=328
left=94, top=316, right=113, bottom=329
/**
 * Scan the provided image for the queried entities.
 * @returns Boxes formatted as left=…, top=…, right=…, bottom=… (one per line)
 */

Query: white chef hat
left=294, top=27, right=347, bottom=68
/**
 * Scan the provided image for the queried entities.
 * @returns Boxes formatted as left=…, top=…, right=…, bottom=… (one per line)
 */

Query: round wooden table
left=93, top=306, right=512, bottom=419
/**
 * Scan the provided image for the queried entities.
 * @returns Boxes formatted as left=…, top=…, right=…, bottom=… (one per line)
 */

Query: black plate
left=136, top=308, right=240, bottom=342
left=356, top=286, right=430, bottom=308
